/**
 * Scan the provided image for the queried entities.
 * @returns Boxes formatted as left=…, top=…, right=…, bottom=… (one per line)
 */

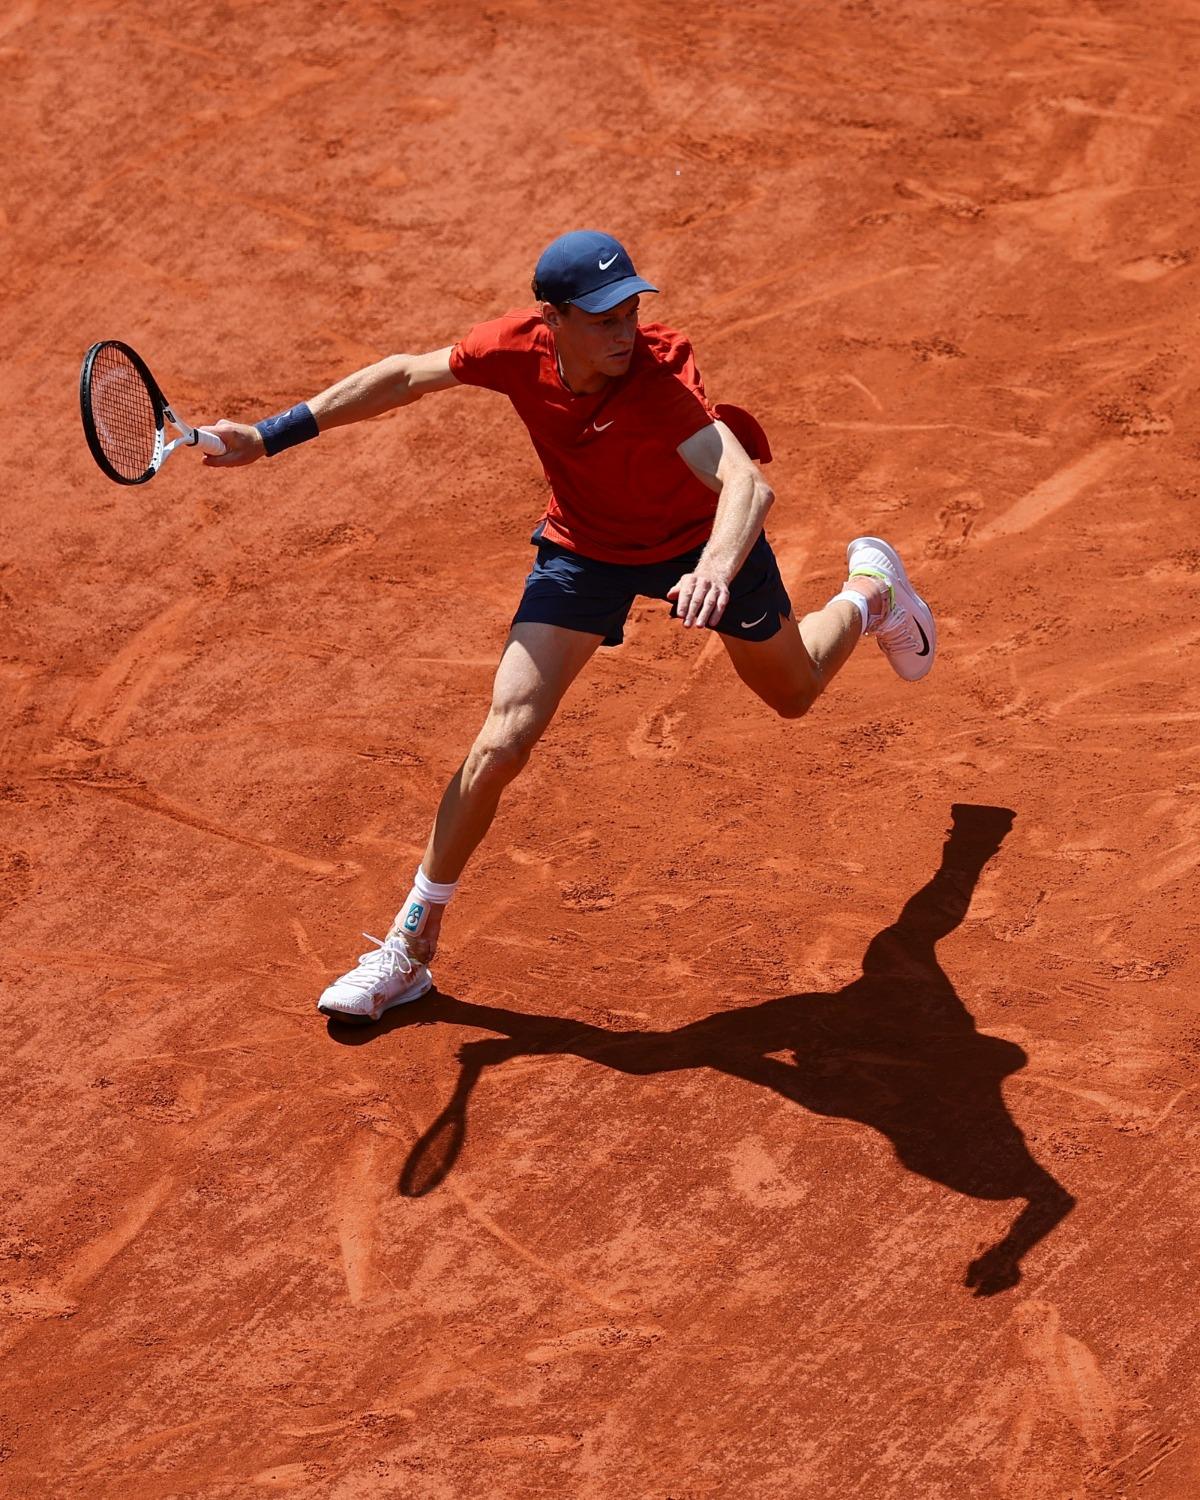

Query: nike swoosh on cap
left=598, top=253, right=619, bottom=269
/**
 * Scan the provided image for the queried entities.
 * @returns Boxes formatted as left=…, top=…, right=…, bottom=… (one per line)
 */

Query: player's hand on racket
left=668, top=563, right=731, bottom=629
left=199, top=420, right=265, bottom=467
left=79, top=340, right=227, bottom=485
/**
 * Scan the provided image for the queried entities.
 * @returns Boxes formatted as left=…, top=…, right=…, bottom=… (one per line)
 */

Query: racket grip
left=196, top=428, right=226, bottom=455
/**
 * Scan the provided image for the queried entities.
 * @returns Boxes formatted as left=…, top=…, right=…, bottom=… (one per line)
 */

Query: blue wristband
left=255, top=402, right=319, bottom=456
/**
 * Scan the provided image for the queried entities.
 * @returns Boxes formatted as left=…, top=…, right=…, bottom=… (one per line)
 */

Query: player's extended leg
left=317, top=623, right=601, bottom=1024
left=722, top=536, right=936, bottom=717
left=422, top=622, right=603, bottom=884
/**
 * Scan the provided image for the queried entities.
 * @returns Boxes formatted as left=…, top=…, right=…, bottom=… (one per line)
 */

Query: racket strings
left=88, top=345, right=158, bottom=479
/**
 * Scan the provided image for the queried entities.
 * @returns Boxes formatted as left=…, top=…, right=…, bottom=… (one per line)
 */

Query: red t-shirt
left=449, top=308, right=720, bottom=564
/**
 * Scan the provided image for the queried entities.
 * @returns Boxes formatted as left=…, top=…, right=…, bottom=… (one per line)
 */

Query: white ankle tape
left=827, top=589, right=870, bottom=632
left=413, top=866, right=458, bottom=905
left=396, top=867, right=458, bottom=942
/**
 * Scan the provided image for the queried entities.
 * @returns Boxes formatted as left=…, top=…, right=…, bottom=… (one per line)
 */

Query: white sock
left=826, top=588, right=870, bottom=633
left=396, top=865, right=458, bottom=940
left=413, top=866, right=458, bottom=904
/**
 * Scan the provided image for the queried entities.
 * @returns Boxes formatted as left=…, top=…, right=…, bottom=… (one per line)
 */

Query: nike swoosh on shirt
left=592, top=419, right=614, bottom=432
left=740, top=610, right=768, bottom=629
left=598, top=253, right=619, bottom=269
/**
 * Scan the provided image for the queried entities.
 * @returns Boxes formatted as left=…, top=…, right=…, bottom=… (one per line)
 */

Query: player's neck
left=554, top=343, right=608, bottom=396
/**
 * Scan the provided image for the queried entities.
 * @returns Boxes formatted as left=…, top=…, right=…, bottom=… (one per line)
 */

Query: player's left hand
left=667, top=566, right=731, bottom=629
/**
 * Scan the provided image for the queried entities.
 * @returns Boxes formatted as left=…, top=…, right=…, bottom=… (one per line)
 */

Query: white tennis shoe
left=316, top=931, right=433, bottom=1025
left=847, top=536, right=937, bottom=681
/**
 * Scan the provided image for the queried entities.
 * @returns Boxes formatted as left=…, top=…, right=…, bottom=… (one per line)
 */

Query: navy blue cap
left=533, top=230, right=658, bottom=313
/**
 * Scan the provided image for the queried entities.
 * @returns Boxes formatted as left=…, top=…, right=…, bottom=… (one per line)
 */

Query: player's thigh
left=720, top=613, right=821, bottom=715
left=484, top=622, right=603, bottom=746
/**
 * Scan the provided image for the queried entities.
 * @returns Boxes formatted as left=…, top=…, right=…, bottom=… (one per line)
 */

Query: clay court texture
left=3, top=0, right=1199, bottom=1495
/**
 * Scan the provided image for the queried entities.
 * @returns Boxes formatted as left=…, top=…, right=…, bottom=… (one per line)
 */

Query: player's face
left=555, top=296, right=640, bottom=380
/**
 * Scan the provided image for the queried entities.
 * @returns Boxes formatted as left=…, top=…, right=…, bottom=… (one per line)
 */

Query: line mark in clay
left=45, top=774, right=359, bottom=879
left=1015, top=1299, right=1119, bottom=1457
left=395, top=1097, right=633, bottom=1317
left=68, top=594, right=201, bottom=744
left=333, top=1132, right=379, bottom=1306
left=706, top=263, right=941, bottom=342
left=977, top=443, right=1122, bottom=542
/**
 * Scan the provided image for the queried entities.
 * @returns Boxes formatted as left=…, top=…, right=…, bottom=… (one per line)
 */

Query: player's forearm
left=204, top=349, right=454, bottom=467
left=308, top=355, right=424, bottom=430
left=699, top=467, right=775, bottom=576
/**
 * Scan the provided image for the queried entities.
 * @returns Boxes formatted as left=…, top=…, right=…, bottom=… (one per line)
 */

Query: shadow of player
left=332, top=804, right=1075, bottom=1295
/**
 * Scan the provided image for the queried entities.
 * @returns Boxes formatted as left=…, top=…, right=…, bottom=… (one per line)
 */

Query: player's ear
left=540, top=301, right=562, bottom=331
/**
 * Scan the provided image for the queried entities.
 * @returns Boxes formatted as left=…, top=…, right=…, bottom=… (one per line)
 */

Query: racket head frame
left=79, top=339, right=167, bottom=485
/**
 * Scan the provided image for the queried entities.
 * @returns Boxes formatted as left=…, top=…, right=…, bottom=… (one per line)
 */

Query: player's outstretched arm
left=668, top=421, right=775, bottom=628
left=201, top=347, right=460, bottom=467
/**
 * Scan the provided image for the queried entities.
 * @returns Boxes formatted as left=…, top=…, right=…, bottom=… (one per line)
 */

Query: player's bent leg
left=720, top=613, right=830, bottom=719
left=722, top=536, right=937, bottom=719
left=317, top=622, right=601, bottom=1026
left=711, top=531, right=863, bottom=718
left=722, top=592, right=867, bottom=718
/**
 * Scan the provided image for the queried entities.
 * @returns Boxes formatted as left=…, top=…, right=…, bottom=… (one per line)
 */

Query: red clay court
left=3, top=1, right=1199, bottom=1495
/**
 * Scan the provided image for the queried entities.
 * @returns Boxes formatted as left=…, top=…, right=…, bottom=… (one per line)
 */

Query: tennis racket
left=79, top=341, right=226, bottom=485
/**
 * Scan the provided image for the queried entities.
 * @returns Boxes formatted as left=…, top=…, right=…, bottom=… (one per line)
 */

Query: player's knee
left=465, top=715, right=542, bottom=787
left=465, top=737, right=531, bottom=788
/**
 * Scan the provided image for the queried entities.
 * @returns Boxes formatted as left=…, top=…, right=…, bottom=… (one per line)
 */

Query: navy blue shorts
left=513, top=529, right=793, bottom=647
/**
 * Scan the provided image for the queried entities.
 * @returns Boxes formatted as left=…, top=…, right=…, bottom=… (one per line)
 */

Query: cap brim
left=571, top=276, right=658, bottom=313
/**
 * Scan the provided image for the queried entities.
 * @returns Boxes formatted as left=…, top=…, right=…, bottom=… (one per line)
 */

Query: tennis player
left=204, top=230, right=937, bottom=1023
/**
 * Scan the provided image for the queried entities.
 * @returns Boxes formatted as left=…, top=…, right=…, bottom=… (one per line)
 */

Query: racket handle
left=196, top=428, right=226, bottom=455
